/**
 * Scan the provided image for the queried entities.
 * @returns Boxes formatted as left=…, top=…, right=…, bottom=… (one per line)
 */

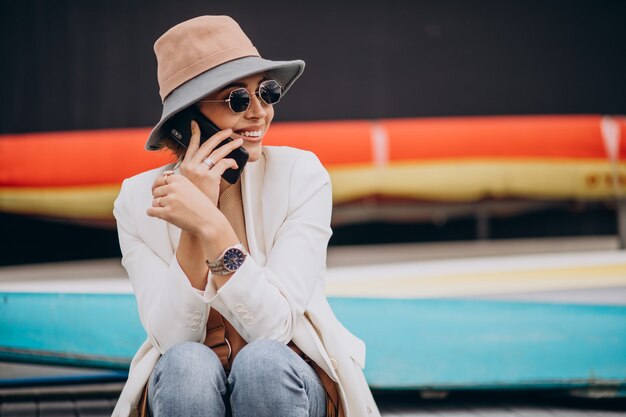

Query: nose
left=245, top=93, right=267, bottom=119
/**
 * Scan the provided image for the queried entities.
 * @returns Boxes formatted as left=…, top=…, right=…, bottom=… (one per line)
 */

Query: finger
left=152, top=192, right=175, bottom=207
left=183, top=120, right=201, bottom=163
left=154, top=170, right=184, bottom=191
left=147, top=206, right=167, bottom=219
left=152, top=169, right=178, bottom=191
left=162, top=170, right=176, bottom=185
left=152, top=184, right=169, bottom=198
left=151, top=175, right=165, bottom=192
left=208, top=158, right=239, bottom=178
left=191, top=128, right=233, bottom=165
left=206, top=138, right=244, bottom=166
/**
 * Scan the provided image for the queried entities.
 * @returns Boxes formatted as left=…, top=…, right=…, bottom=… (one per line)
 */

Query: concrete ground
left=1, top=379, right=625, bottom=416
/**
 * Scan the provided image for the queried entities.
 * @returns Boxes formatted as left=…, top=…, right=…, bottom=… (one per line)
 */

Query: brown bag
left=137, top=383, right=149, bottom=417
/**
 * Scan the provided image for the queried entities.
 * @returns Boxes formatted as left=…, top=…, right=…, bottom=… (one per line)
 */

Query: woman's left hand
left=179, top=120, right=243, bottom=206
left=146, top=172, right=225, bottom=239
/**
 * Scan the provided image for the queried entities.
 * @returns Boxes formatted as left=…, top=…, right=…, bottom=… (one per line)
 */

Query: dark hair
left=158, top=135, right=186, bottom=160
left=156, top=104, right=197, bottom=160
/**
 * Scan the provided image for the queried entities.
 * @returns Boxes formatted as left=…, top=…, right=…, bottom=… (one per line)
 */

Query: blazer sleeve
left=113, top=177, right=211, bottom=354
left=205, top=150, right=333, bottom=343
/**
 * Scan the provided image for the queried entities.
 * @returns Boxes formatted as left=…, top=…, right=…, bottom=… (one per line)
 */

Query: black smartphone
left=164, top=105, right=249, bottom=184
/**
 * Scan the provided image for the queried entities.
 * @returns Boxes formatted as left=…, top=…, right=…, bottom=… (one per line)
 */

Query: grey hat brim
left=145, top=56, right=305, bottom=150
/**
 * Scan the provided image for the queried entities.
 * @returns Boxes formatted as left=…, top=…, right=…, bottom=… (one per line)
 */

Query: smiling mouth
left=235, top=130, right=263, bottom=138
left=234, top=129, right=264, bottom=142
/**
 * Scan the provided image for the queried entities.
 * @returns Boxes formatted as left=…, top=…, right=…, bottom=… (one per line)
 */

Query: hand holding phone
left=163, top=106, right=249, bottom=184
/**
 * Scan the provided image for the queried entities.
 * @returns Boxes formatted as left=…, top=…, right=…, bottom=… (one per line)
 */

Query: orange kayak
left=1, top=115, right=624, bottom=223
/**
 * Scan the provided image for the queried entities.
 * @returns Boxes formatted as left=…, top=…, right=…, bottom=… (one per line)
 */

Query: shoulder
left=263, top=145, right=311, bottom=161
left=262, top=146, right=328, bottom=181
left=262, top=146, right=331, bottom=213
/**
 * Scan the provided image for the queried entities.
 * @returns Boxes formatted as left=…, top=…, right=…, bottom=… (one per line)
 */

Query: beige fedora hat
left=145, top=15, right=305, bottom=150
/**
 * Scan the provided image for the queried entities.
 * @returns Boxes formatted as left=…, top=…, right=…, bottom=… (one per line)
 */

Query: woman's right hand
left=178, top=120, right=243, bottom=205
left=148, top=171, right=238, bottom=243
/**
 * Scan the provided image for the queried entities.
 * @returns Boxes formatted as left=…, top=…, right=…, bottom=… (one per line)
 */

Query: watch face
left=223, top=248, right=246, bottom=271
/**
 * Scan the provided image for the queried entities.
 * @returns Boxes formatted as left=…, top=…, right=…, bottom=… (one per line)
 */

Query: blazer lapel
left=164, top=165, right=182, bottom=256
left=241, top=151, right=266, bottom=265
left=139, top=201, right=175, bottom=264
left=167, top=222, right=181, bottom=254
left=134, top=163, right=177, bottom=263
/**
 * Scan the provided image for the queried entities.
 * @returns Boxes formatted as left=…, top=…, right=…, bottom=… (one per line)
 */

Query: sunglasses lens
left=229, top=88, right=250, bottom=113
left=259, top=80, right=282, bottom=105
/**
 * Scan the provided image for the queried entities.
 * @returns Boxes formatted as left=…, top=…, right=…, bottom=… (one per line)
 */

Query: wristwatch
left=206, top=243, right=247, bottom=275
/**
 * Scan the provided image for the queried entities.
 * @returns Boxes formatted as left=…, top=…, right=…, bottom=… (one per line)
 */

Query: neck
left=219, top=177, right=234, bottom=194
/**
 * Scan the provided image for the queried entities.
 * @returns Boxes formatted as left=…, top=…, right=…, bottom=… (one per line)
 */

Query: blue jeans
left=147, top=339, right=327, bottom=417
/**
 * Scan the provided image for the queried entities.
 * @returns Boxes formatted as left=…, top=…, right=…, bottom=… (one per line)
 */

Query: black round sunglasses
left=198, top=79, right=283, bottom=114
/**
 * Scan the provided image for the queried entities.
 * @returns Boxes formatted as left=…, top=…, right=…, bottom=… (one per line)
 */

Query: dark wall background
left=1, top=0, right=625, bottom=134
left=0, top=1, right=624, bottom=264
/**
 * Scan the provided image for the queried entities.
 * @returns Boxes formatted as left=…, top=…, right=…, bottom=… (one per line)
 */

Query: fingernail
left=191, top=120, right=197, bottom=131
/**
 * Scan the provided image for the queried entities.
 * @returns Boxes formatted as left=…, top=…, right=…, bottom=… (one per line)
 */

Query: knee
left=149, top=342, right=227, bottom=415
left=233, top=339, right=288, bottom=371
left=154, top=341, right=224, bottom=383
left=229, top=340, right=315, bottom=414
left=230, top=339, right=297, bottom=384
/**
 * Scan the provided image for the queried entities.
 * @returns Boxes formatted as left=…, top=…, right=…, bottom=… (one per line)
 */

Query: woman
left=111, top=15, right=380, bottom=417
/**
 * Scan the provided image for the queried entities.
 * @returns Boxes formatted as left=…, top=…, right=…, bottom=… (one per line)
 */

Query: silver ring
left=202, top=158, right=216, bottom=170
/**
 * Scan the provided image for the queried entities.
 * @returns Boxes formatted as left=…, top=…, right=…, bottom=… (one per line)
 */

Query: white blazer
left=111, top=146, right=380, bottom=417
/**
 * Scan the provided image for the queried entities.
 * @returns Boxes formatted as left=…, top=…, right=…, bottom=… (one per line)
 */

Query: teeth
left=239, top=130, right=262, bottom=137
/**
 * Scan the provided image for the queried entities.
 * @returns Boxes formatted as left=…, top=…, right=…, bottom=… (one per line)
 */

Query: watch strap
left=206, top=243, right=246, bottom=276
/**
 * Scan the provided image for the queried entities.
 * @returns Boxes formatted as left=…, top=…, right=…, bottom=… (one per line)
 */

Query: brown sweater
left=203, top=179, right=249, bottom=371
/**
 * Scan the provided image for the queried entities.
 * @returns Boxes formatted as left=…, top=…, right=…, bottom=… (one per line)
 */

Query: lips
left=234, top=127, right=264, bottom=142
left=236, top=130, right=262, bottom=138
